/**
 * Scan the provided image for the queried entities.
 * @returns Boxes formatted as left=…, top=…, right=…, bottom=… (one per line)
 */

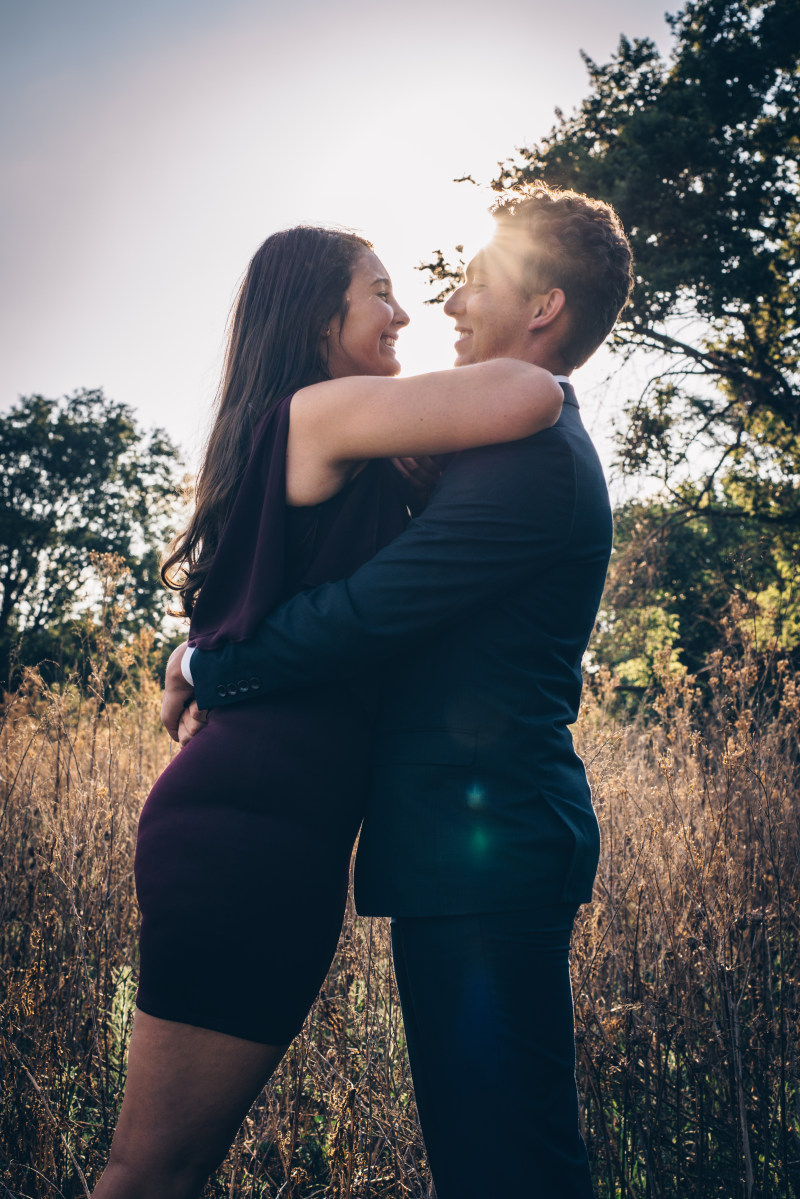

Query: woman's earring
left=322, top=327, right=331, bottom=336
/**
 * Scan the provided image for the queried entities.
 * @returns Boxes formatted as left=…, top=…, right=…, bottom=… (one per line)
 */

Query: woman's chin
left=377, top=355, right=402, bottom=377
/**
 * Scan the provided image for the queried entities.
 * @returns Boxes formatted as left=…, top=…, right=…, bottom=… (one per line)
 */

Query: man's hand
left=161, top=642, right=197, bottom=742
left=177, top=699, right=209, bottom=746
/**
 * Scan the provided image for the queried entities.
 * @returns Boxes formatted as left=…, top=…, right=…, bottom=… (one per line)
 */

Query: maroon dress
left=134, top=395, right=408, bottom=1043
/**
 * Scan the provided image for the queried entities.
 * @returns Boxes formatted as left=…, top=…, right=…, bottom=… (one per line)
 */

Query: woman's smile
left=325, top=249, right=410, bottom=378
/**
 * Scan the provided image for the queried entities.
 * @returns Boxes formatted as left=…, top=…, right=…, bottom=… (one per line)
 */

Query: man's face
left=442, top=234, right=534, bottom=366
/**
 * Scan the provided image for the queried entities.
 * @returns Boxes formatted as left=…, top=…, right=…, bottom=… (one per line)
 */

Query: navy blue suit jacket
left=192, top=383, right=613, bottom=916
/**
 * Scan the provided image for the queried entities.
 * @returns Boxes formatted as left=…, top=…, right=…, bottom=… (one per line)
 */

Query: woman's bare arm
left=285, top=360, right=563, bottom=505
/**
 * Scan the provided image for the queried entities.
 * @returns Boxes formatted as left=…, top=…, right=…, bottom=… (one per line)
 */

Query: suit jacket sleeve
left=192, top=427, right=578, bottom=710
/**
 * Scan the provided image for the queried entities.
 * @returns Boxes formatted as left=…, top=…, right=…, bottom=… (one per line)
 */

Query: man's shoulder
left=432, top=403, right=608, bottom=525
left=429, top=427, right=579, bottom=527
left=443, top=426, right=569, bottom=476
left=449, top=409, right=590, bottom=476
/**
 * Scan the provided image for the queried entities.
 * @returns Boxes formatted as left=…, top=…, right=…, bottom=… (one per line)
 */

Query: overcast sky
left=2, top=0, right=679, bottom=473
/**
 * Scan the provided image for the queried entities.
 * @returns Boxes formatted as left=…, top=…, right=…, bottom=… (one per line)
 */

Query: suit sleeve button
left=237, top=678, right=250, bottom=694
left=216, top=685, right=228, bottom=699
left=227, top=683, right=239, bottom=697
left=249, top=676, right=261, bottom=689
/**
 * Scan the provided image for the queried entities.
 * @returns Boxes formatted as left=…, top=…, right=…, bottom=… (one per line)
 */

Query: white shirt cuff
left=181, top=645, right=196, bottom=686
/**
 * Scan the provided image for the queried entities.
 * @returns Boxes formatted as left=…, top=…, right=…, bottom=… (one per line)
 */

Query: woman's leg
left=92, top=1010, right=289, bottom=1199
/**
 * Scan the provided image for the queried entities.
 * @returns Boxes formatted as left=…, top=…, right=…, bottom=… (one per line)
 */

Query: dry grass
left=1, top=608, right=798, bottom=1197
left=572, top=644, right=800, bottom=1199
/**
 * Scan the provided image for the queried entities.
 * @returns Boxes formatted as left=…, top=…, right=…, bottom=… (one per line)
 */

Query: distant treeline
left=0, top=388, right=186, bottom=685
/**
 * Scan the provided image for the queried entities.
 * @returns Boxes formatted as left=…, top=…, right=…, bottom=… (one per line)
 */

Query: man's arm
left=163, top=456, right=447, bottom=740
left=186, top=428, right=578, bottom=713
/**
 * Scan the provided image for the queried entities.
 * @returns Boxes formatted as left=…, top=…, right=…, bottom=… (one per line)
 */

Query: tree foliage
left=0, top=389, right=184, bottom=666
left=422, top=0, right=800, bottom=686
left=592, top=497, right=800, bottom=695
left=500, top=0, right=799, bottom=506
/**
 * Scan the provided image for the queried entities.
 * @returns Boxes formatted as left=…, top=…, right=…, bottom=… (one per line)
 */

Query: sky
left=1, top=0, right=680, bottom=476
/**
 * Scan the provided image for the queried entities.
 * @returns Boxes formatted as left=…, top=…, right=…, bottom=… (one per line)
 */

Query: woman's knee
left=94, top=1144, right=217, bottom=1199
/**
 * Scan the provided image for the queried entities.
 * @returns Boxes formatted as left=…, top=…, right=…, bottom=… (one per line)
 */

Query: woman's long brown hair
left=162, top=226, right=371, bottom=617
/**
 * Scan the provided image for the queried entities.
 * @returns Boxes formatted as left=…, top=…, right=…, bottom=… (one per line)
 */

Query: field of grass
left=1, top=622, right=798, bottom=1197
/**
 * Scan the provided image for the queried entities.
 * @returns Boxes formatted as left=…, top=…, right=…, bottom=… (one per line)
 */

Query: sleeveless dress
left=134, top=395, right=409, bottom=1044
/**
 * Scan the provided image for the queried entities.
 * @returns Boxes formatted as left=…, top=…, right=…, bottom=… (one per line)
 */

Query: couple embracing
left=93, top=184, right=633, bottom=1199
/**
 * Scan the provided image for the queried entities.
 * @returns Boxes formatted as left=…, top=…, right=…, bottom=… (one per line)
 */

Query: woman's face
left=325, top=250, right=410, bottom=378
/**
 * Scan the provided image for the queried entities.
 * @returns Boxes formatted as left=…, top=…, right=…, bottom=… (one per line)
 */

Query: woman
left=93, top=226, right=562, bottom=1198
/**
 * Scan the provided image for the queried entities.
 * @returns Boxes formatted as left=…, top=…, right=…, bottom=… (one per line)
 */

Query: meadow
left=1, top=602, right=798, bottom=1198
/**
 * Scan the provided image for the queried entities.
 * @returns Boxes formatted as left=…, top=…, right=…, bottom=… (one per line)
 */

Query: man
left=164, top=185, right=633, bottom=1198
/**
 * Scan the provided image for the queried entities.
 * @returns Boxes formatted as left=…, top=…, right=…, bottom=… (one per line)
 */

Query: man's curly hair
left=492, top=184, right=634, bottom=368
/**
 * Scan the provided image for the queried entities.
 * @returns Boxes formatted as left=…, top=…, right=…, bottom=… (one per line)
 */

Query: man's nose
left=443, top=285, right=464, bottom=316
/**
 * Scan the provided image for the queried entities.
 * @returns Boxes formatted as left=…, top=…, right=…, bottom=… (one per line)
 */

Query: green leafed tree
left=0, top=388, right=185, bottom=668
left=590, top=498, right=800, bottom=697
left=423, top=0, right=799, bottom=679
left=493, top=0, right=799, bottom=505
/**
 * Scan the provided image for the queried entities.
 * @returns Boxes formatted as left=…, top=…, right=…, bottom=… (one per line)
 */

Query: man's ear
left=527, top=288, right=566, bottom=330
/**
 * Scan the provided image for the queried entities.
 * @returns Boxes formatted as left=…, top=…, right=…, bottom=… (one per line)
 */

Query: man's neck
left=516, top=344, right=572, bottom=378
left=518, top=318, right=574, bottom=376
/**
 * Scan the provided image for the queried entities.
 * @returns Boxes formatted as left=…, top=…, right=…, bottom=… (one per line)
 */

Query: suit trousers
left=390, top=906, right=595, bottom=1199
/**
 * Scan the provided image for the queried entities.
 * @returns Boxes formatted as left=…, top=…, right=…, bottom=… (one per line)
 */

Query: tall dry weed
left=573, top=633, right=800, bottom=1198
left=1, top=580, right=798, bottom=1197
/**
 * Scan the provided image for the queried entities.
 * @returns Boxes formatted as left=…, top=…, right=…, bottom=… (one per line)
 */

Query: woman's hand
left=391, top=455, right=444, bottom=513
left=390, top=454, right=442, bottom=488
